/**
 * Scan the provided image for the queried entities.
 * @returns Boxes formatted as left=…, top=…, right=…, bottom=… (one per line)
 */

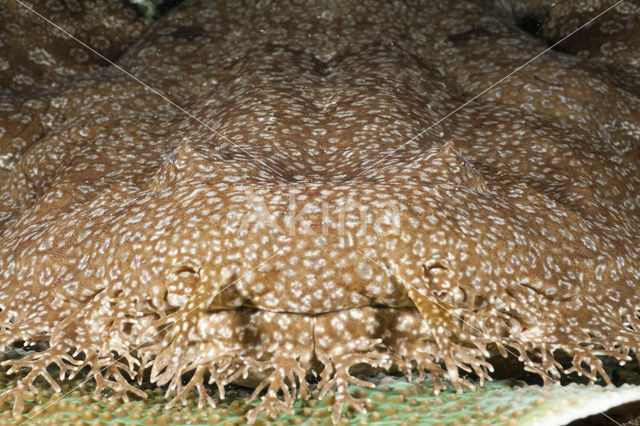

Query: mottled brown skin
left=1, top=0, right=640, bottom=423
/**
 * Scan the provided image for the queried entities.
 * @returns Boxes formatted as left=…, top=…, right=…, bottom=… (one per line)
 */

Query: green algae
left=1, top=365, right=639, bottom=425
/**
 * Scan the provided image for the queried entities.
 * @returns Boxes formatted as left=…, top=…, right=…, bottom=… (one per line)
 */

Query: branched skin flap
left=1, top=0, right=640, bottom=423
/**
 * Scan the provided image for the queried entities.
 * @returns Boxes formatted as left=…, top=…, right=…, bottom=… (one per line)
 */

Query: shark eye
left=170, top=257, right=202, bottom=280
left=422, top=258, right=467, bottom=306
left=422, top=258, right=454, bottom=287
left=172, top=264, right=199, bottom=277
left=164, top=261, right=202, bottom=308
